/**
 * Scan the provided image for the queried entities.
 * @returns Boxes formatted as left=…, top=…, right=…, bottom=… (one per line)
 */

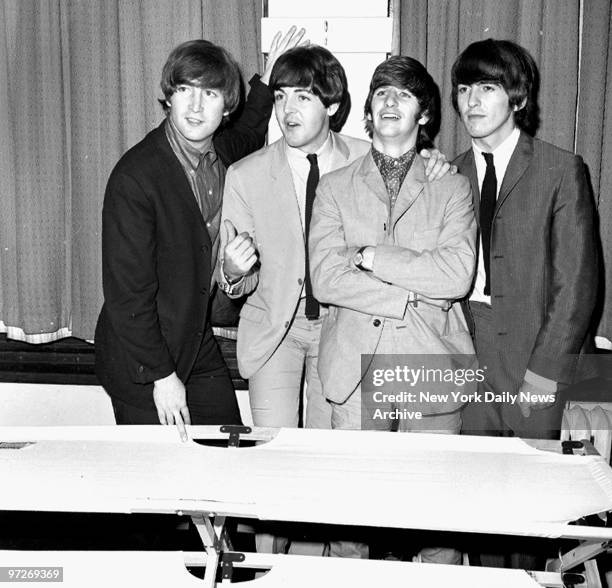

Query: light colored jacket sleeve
left=373, top=175, right=476, bottom=299
left=309, top=176, right=409, bottom=319
left=217, top=164, right=259, bottom=298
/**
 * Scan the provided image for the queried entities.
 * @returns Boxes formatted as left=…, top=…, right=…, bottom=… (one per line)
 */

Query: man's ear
left=418, top=110, right=430, bottom=126
left=514, top=97, right=527, bottom=112
left=327, top=102, right=340, bottom=117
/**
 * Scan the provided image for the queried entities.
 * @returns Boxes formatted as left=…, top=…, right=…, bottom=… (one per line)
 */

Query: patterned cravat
left=371, top=147, right=416, bottom=208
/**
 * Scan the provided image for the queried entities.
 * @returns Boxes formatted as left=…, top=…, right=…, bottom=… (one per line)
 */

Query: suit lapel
left=460, top=150, right=480, bottom=224
left=496, top=131, right=533, bottom=213
left=357, top=152, right=425, bottom=230
left=327, top=131, right=351, bottom=172
left=155, top=122, right=207, bottom=226
left=391, top=155, right=425, bottom=225
left=359, top=152, right=390, bottom=209
left=269, top=140, right=305, bottom=242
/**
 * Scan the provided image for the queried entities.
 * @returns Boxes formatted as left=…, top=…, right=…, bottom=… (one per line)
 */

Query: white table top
left=1, top=426, right=611, bottom=540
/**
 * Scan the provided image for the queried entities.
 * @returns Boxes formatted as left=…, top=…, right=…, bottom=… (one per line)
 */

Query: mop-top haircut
left=269, top=45, right=351, bottom=132
left=451, top=38, right=540, bottom=135
left=160, top=39, right=242, bottom=116
left=364, top=55, right=440, bottom=148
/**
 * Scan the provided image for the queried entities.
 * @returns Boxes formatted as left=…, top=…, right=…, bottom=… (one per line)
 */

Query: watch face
left=355, top=252, right=363, bottom=265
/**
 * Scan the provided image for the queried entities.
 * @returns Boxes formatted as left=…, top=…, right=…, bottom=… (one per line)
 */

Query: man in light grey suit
left=309, top=56, right=476, bottom=562
left=220, top=46, right=452, bottom=556
left=220, top=46, right=451, bottom=433
left=219, top=46, right=366, bottom=433
left=220, top=45, right=368, bottom=556
left=310, top=56, right=476, bottom=434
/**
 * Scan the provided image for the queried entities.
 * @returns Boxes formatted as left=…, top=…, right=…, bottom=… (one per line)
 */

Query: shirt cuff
left=219, top=259, right=245, bottom=295
left=524, top=369, right=557, bottom=392
left=595, top=336, right=612, bottom=351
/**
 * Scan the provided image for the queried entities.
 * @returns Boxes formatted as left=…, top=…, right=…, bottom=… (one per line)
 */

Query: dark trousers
left=112, top=331, right=241, bottom=426
left=111, top=373, right=241, bottom=426
left=462, top=301, right=564, bottom=439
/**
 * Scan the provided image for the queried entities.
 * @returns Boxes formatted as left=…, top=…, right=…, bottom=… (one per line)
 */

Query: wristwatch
left=220, top=272, right=243, bottom=295
left=354, top=246, right=371, bottom=272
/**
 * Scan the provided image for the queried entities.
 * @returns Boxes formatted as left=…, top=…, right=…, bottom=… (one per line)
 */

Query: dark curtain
left=394, top=0, right=610, bottom=342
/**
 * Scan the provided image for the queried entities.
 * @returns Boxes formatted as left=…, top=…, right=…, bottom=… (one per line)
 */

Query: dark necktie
left=480, top=152, right=497, bottom=296
left=304, top=153, right=320, bottom=320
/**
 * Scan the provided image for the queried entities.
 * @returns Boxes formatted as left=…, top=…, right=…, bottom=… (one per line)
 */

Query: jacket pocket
left=411, top=226, right=441, bottom=249
left=440, top=328, right=475, bottom=356
left=239, top=303, right=266, bottom=324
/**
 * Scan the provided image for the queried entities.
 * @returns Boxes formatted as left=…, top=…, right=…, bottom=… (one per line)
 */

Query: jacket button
left=298, top=278, right=303, bottom=285
left=200, top=287, right=207, bottom=295
left=137, top=365, right=144, bottom=374
left=373, top=319, right=381, bottom=327
left=285, top=321, right=290, bottom=328
left=201, top=245, right=208, bottom=252
left=196, top=331, right=203, bottom=337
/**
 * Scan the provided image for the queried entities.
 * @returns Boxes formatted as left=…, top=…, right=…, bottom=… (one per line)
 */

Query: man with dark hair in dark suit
left=452, top=39, right=598, bottom=568
left=452, top=39, right=598, bottom=441
left=95, top=31, right=304, bottom=440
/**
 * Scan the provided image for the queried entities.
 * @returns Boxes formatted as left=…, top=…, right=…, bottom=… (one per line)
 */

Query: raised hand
left=222, top=219, right=258, bottom=281
left=261, top=26, right=308, bottom=85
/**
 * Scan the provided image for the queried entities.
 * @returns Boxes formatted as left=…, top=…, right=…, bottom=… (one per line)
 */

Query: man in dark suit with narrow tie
left=451, top=39, right=598, bottom=441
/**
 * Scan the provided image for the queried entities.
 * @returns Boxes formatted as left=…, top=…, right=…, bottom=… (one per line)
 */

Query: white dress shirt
left=285, top=132, right=335, bottom=302
left=285, top=132, right=335, bottom=233
left=470, top=127, right=521, bottom=305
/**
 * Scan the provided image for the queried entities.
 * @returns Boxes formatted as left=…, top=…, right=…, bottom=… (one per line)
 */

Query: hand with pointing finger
left=222, top=219, right=258, bottom=282
left=153, top=371, right=190, bottom=442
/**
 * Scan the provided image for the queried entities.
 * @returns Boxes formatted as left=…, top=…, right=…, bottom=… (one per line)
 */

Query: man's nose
left=467, top=87, right=479, bottom=107
left=285, top=94, right=298, bottom=113
left=190, top=88, right=203, bottom=111
left=384, top=91, right=397, bottom=107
